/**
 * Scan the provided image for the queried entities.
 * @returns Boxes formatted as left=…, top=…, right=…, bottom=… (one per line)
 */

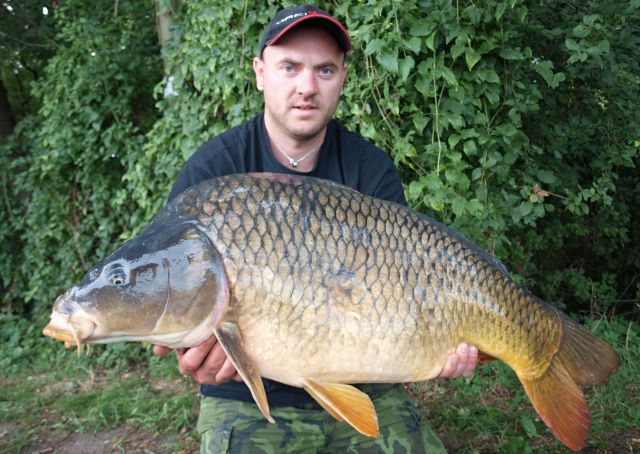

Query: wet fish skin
left=44, top=220, right=228, bottom=349
left=43, top=173, right=619, bottom=451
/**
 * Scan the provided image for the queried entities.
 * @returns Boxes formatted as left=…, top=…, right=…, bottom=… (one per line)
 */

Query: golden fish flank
left=43, top=173, right=619, bottom=452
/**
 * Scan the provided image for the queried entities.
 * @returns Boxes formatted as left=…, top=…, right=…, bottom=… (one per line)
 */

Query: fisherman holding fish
left=42, top=3, right=620, bottom=449
left=154, top=5, right=478, bottom=453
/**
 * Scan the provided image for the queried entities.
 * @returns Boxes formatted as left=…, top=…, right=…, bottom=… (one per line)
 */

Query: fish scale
left=43, top=172, right=619, bottom=451
left=180, top=175, right=550, bottom=382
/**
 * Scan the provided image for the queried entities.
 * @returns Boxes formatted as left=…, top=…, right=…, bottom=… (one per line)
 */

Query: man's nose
left=297, top=70, right=319, bottom=97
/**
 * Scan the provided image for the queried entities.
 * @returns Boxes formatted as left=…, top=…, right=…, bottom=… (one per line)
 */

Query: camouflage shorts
left=197, top=384, right=447, bottom=453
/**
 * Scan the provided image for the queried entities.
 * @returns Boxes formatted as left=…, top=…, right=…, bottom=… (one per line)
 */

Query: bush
left=0, top=0, right=162, bottom=314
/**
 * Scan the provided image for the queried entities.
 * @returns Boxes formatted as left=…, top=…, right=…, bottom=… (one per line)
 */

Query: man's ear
left=253, top=57, right=264, bottom=91
left=341, top=63, right=348, bottom=93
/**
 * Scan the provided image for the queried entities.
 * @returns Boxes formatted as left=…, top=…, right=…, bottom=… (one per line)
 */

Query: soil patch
left=26, top=426, right=195, bottom=454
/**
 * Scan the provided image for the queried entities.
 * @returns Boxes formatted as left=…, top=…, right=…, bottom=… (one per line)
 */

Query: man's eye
left=320, top=68, right=334, bottom=76
left=282, top=65, right=294, bottom=73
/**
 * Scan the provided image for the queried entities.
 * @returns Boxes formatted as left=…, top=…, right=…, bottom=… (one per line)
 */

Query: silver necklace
left=274, top=142, right=318, bottom=168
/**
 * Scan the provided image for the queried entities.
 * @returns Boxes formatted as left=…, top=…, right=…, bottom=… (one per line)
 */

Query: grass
left=0, top=314, right=199, bottom=453
left=1, top=313, right=638, bottom=453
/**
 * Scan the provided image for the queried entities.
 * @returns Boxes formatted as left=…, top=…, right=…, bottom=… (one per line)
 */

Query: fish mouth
left=42, top=306, right=96, bottom=356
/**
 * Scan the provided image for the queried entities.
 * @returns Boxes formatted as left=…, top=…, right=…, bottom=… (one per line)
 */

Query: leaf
left=415, top=77, right=431, bottom=97
left=464, top=48, right=482, bottom=70
left=364, top=39, right=385, bottom=56
left=405, top=37, right=422, bottom=54
left=377, top=53, right=398, bottom=73
left=410, top=22, right=433, bottom=37
left=448, top=134, right=461, bottom=149
left=412, top=115, right=428, bottom=135
left=450, top=42, right=465, bottom=60
left=451, top=196, right=468, bottom=217
left=399, top=56, right=415, bottom=82
left=597, top=39, right=610, bottom=53
left=445, top=168, right=470, bottom=191
left=572, top=24, right=591, bottom=39
left=552, top=72, right=566, bottom=86
left=425, top=31, right=436, bottom=52
left=437, top=66, right=458, bottom=87
left=500, top=48, right=523, bottom=60
left=477, top=69, right=500, bottom=84
left=533, top=60, right=562, bottom=88
left=407, top=180, right=425, bottom=201
left=582, top=14, right=600, bottom=26
left=565, top=38, right=580, bottom=51
left=483, top=86, right=500, bottom=105
left=495, top=2, right=507, bottom=21
left=463, top=140, right=477, bottom=156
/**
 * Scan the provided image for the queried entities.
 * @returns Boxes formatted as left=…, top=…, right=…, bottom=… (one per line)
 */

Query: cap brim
left=266, top=15, right=351, bottom=52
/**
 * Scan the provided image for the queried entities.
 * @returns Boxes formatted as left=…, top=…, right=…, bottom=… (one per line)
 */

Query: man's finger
left=454, top=343, right=470, bottom=378
left=462, top=345, right=478, bottom=377
left=214, top=358, right=239, bottom=385
left=178, top=336, right=217, bottom=376
left=153, top=345, right=172, bottom=356
left=191, top=342, right=229, bottom=384
left=439, top=354, right=459, bottom=378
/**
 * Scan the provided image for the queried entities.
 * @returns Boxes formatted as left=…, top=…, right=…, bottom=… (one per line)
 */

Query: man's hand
left=153, top=337, right=242, bottom=385
left=437, top=343, right=478, bottom=378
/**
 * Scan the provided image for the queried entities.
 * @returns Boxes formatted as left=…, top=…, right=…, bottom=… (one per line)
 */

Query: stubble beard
left=266, top=99, right=338, bottom=143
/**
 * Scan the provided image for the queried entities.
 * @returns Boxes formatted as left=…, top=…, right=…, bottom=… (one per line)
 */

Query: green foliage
left=335, top=0, right=640, bottom=315
left=0, top=0, right=162, bottom=313
left=124, top=1, right=274, bottom=222
left=1, top=1, right=638, bottom=321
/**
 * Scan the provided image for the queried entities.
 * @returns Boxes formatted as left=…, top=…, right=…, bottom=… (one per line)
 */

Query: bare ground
left=2, top=422, right=197, bottom=454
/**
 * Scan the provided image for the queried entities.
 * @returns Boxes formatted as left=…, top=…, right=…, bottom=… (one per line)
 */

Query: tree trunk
left=0, top=78, right=16, bottom=139
left=156, top=0, right=179, bottom=74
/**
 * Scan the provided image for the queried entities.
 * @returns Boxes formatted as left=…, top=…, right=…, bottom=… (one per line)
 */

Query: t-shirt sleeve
left=167, top=137, right=239, bottom=202
left=169, top=155, right=214, bottom=201
left=369, top=164, right=406, bottom=206
left=354, top=140, right=407, bottom=206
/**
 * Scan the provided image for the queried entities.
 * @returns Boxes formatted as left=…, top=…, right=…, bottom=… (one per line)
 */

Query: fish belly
left=234, top=301, right=450, bottom=387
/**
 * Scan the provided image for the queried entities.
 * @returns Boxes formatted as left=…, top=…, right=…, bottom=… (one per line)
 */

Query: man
left=154, top=4, right=478, bottom=452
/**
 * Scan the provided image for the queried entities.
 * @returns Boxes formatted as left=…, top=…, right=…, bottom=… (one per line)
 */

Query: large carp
left=43, top=173, right=619, bottom=451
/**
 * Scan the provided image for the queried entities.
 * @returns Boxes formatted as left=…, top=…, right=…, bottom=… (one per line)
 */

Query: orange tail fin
left=519, top=313, right=620, bottom=451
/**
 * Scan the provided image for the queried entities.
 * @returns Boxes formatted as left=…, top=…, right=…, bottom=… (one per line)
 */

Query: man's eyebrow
left=276, top=58, right=301, bottom=66
left=314, top=61, right=339, bottom=70
left=274, top=58, right=339, bottom=69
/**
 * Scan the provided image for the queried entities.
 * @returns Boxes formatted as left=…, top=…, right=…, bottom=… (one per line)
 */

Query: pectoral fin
left=213, top=321, right=274, bottom=423
left=303, top=377, right=379, bottom=437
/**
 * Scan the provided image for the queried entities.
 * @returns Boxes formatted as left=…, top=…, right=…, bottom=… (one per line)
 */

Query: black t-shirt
left=169, top=113, right=406, bottom=406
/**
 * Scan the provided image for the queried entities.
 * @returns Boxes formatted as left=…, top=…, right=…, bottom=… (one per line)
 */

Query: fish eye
left=106, top=265, right=128, bottom=286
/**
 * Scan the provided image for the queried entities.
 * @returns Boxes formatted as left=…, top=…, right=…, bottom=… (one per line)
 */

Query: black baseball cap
left=258, top=4, right=351, bottom=56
